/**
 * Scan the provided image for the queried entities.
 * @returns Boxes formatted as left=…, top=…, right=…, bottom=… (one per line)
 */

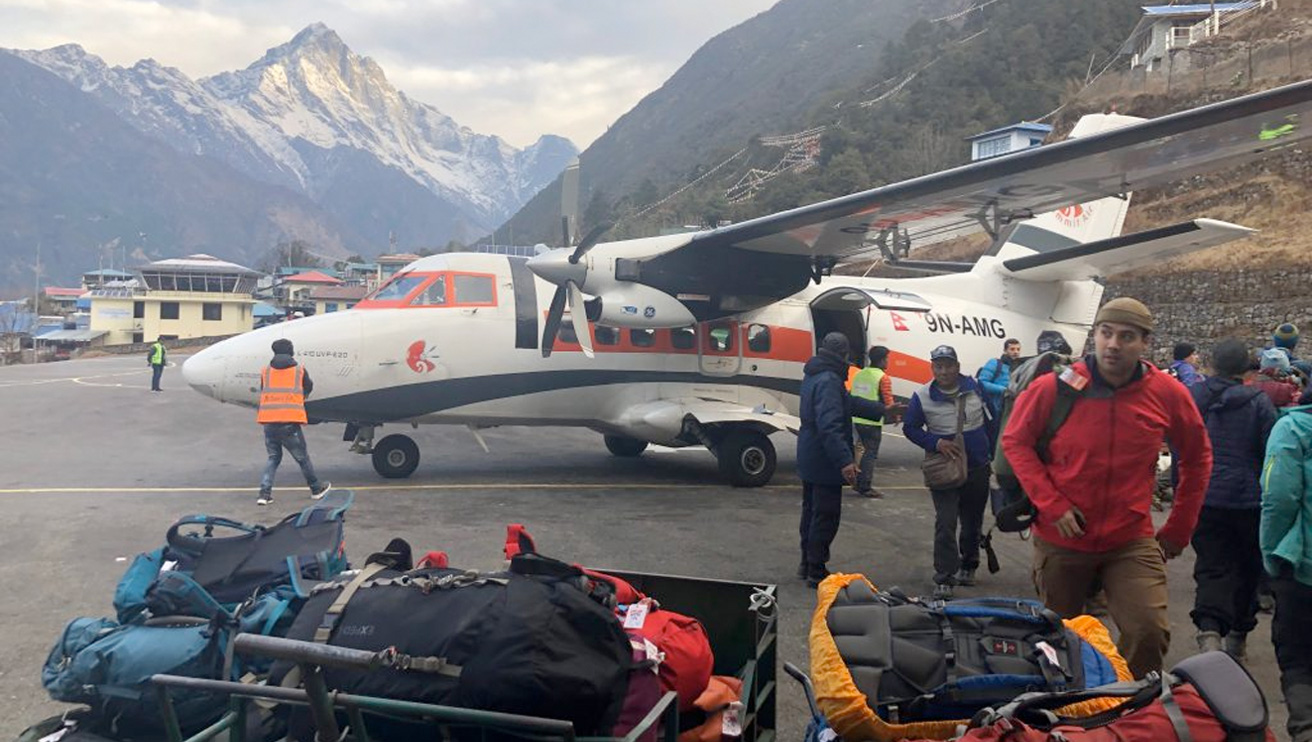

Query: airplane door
left=698, top=319, right=742, bottom=377
left=809, top=287, right=932, bottom=360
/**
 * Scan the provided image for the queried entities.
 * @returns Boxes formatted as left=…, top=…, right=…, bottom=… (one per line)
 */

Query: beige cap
left=1094, top=297, right=1153, bottom=334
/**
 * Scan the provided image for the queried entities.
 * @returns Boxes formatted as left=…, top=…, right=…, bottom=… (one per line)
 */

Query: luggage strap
left=314, top=562, right=389, bottom=643
left=1161, top=675, right=1194, bottom=742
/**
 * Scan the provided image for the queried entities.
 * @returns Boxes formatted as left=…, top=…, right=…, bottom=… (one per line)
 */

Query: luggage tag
left=1035, top=640, right=1062, bottom=668
left=1058, top=366, right=1088, bottom=391
left=721, top=701, right=744, bottom=738
left=623, top=599, right=652, bottom=630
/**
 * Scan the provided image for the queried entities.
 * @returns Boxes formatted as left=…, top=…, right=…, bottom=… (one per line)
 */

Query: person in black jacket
left=1189, top=339, right=1277, bottom=660
left=796, top=332, right=886, bottom=588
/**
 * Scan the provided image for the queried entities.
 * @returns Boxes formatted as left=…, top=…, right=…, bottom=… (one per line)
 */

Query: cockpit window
left=410, top=276, right=447, bottom=306
left=453, top=274, right=496, bottom=305
left=369, top=274, right=425, bottom=302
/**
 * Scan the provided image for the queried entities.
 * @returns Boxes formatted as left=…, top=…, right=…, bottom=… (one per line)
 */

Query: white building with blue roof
left=966, top=122, right=1053, bottom=162
left=1124, top=2, right=1274, bottom=72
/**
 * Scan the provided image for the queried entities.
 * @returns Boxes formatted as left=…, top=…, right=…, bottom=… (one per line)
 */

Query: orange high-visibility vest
left=257, top=365, right=307, bottom=424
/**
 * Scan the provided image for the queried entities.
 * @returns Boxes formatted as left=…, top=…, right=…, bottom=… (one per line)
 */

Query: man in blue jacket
left=797, top=332, right=874, bottom=588
left=977, top=338, right=1021, bottom=415
left=904, top=344, right=994, bottom=599
left=1188, top=339, right=1276, bottom=661
left=1261, top=402, right=1312, bottom=742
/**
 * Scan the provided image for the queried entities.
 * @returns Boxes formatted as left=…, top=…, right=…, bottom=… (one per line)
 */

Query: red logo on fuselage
left=1054, top=204, right=1092, bottom=229
left=407, top=340, right=437, bottom=373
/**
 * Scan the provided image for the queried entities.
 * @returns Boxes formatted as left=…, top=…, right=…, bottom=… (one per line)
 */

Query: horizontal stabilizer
left=998, top=219, right=1255, bottom=281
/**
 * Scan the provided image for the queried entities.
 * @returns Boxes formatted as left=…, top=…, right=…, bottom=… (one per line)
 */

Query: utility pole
left=33, top=242, right=41, bottom=316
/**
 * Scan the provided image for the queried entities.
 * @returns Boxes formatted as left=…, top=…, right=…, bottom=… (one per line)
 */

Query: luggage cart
left=782, top=663, right=838, bottom=742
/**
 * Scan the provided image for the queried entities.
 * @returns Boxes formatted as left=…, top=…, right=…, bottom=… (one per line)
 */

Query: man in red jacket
left=1002, top=297, right=1213, bottom=678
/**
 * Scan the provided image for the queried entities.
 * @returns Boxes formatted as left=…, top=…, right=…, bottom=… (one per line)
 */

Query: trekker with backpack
left=977, top=338, right=1021, bottom=415
left=1187, top=339, right=1276, bottom=661
left=1002, top=297, right=1213, bottom=678
left=1261, top=402, right=1312, bottom=742
left=903, top=344, right=994, bottom=599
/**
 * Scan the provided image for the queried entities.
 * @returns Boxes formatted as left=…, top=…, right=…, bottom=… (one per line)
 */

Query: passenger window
left=671, top=326, right=697, bottom=350
left=706, top=323, right=734, bottom=353
left=747, top=324, right=771, bottom=353
left=630, top=328, right=656, bottom=347
left=453, top=274, right=495, bottom=304
left=410, top=276, right=447, bottom=306
left=558, top=319, right=578, bottom=345
left=370, top=275, right=424, bottom=302
left=595, top=326, right=619, bottom=346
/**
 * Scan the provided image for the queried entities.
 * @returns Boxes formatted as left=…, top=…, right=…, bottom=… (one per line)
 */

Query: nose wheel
left=372, top=434, right=420, bottom=478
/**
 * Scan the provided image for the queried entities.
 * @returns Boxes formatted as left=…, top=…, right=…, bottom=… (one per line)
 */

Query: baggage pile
left=25, top=507, right=777, bottom=742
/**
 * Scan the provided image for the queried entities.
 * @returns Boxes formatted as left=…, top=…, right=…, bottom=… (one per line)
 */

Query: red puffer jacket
left=1002, top=359, right=1212, bottom=553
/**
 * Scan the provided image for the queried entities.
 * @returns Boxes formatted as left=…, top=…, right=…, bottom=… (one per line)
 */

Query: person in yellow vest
left=850, top=346, right=895, bottom=498
left=146, top=338, right=166, bottom=392
left=257, top=338, right=331, bottom=506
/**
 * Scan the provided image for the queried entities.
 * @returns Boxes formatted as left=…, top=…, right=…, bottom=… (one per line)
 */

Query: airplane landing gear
left=347, top=423, right=377, bottom=454
left=716, top=429, right=776, bottom=488
left=372, top=434, right=420, bottom=479
left=604, top=435, right=649, bottom=457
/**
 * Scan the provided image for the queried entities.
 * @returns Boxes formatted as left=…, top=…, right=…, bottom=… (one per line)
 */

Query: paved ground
left=0, top=355, right=1292, bottom=740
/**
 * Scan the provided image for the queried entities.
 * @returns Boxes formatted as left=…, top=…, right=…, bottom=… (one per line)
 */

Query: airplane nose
left=182, top=346, right=225, bottom=401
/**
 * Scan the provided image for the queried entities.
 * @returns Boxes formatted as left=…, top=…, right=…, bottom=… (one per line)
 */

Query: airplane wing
left=677, top=78, right=1312, bottom=261
left=997, top=219, right=1255, bottom=282
left=609, top=398, right=801, bottom=442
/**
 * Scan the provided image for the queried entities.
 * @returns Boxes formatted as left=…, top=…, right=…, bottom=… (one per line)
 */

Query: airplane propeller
left=534, top=222, right=611, bottom=358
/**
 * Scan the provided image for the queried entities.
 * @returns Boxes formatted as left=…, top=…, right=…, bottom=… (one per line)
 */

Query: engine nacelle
left=593, top=282, right=697, bottom=328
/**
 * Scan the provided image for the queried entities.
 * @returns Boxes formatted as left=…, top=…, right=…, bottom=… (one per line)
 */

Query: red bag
left=678, top=675, right=743, bottom=742
left=503, top=524, right=646, bottom=604
left=622, top=602, right=713, bottom=712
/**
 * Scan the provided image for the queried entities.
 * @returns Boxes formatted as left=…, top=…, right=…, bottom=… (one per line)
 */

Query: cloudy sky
left=0, top=0, right=780, bottom=149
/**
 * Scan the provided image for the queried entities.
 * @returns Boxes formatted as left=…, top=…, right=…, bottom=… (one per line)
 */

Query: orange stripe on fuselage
left=888, top=350, right=933, bottom=385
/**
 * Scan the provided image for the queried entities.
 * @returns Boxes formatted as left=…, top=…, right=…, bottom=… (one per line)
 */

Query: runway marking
left=0, top=367, right=162, bottom=389
left=0, top=483, right=930, bottom=495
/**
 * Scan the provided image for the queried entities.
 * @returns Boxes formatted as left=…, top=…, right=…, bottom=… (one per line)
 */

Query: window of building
left=133, top=301, right=144, bottom=319
left=595, top=326, right=619, bottom=346
left=160, top=302, right=180, bottom=320
left=746, top=324, right=771, bottom=353
left=202, top=303, right=222, bottom=321
left=324, top=303, right=339, bottom=313
left=453, top=274, right=496, bottom=305
left=132, top=332, right=144, bottom=344
left=410, top=276, right=447, bottom=306
left=975, top=136, right=1011, bottom=160
left=630, top=328, right=656, bottom=347
left=706, top=322, right=734, bottom=353
left=670, top=326, right=697, bottom=350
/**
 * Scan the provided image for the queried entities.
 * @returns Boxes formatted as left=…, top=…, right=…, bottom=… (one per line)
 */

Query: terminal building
left=88, top=254, right=259, bottom=345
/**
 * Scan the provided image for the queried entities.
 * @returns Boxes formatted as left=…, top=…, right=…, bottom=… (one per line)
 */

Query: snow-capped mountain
left=10, top=23, right=577, bottom=241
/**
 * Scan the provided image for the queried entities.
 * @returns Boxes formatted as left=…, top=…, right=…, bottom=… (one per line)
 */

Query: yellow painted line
left=0, top=482, right=928, bottom=495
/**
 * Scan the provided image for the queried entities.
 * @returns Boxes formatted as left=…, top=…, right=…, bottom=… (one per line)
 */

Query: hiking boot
left=1258, top=592, right=1275, bottom=614
left=1225, top=632, right=1249, bottom=664
left=861, top=488, right=885, bottom=499
left=310, top=482, right=332, bottom=500
left=1195, top=630, right=1223, bottom=654
left=256, top=492, right=274, bottom=506
left=932, top=583, right=954, bottom=600
left=805, top=566, right=831, bottom=589
left=955, top=568, right=977, bottom=587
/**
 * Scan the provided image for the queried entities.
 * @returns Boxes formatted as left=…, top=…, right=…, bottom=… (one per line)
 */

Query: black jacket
left=268, top=353, right=313, bottom=398
left=1190, top=376, right=1276, bottom=508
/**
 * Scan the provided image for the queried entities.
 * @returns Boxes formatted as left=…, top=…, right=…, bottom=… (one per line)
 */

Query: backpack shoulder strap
left=1037, top=377, right=1082, bottom=457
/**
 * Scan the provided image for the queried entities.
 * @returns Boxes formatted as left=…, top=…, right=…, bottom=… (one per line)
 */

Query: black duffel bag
left=270, top=547, right=632, bottom=737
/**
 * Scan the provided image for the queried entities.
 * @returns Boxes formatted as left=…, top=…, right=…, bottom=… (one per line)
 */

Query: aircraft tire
left=372, top=434, right=420, bottom=479
left=717, top=430, right=776, bottom=488
left=604, top=435, right=649, bottom=457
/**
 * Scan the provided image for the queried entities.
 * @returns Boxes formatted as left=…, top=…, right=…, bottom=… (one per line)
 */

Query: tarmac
left=0, top=354, right=1293, bottom=741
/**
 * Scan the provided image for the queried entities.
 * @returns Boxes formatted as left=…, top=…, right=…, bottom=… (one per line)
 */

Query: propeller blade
left=568, top=281, right=594, bottom=359
left=467, top=425, right=491, bottom=453
left=540, top=284, right=567, bottom=358
left=569, top=221, right=613, bottom=264
left=560, top=158, right=580, bottom=246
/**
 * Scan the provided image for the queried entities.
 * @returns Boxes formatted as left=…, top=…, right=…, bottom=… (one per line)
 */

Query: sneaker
left=932, top=583, right=954, bottom=600
left=955, top=568, right=977, bottom=587
left=310, top=482, right=332, bottom=500
left=256, top=493, right=274, bottom=506
left=860, top=488, right=885, bottom=499
left=1224, top=632, right=1249, bottom=664
left=1257, top=592, right=1275, bottom=614
left=1195, top=630, right=1223, bottom=653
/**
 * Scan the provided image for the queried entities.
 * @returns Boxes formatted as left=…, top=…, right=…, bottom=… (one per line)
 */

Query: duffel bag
left=114, top=493, right=352, bottom=621
left=621, top=601, right=714, bottom=712
left=811, top=574, right=1131, bottom=742
left=270, top=546, right=633, bottom=737
left=950, top=650, right=1274, bottom=742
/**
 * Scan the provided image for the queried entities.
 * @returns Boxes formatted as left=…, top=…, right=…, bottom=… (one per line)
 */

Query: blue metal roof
left=1142, top=3, right=1255, bottom=16
left=967, top=122, right=1053, bottom=141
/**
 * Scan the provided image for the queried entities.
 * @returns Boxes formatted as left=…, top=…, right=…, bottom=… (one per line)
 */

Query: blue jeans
left=150, top=365, right=164, bottom=391
left=855, top=424, right=882, bottom=493
left=260, top=423, right=321, bottom=495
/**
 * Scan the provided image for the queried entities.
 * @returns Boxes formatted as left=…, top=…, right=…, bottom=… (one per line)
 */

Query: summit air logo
left=1054, top=204, right=1092, bottom=229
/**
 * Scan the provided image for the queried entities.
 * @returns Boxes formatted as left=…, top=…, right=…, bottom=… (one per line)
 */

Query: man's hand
left=1156, top=535, right=1184, bottom=560
left=1054, top=507, right=1086, bottom=539
left=841, top=463, right=858, bottom=487
left=935, top=439, right=963, bottom=459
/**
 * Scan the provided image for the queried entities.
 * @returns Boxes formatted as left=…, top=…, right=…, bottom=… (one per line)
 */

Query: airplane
left=182, top=79, right=1312, bottom=487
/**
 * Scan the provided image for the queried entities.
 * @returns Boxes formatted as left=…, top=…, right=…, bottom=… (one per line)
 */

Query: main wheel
left=372, top=434, right=420, bottom=478
left=604, top=435, right=649, bottom=457
left=717, top=430, right=776, bottom=487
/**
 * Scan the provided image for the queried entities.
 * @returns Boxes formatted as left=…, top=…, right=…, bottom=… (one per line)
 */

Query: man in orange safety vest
left=257, top=338, right=331, bottom=506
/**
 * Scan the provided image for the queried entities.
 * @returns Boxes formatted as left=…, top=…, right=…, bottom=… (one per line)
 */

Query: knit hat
left=1273, top=322, right=1300, bottom=349
left=1260, top=347, right=1290, bottom=372
left=1173, top=342, right=1196, bottom=362
left=271, top=338, right=295, bottom=355
left=820, top=332, right=850, bottom=359
left=1094, top=297, right=1153, bottom=334
left=1211, top=339, right=1250, bottom=378
left=1035, top=330, right=1072, bottom=355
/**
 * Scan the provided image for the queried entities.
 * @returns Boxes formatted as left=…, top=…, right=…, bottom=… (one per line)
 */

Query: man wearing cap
left=256, top=338, right=331, bottom=506
left=797, top=332, right=880, bottom=588
left=903, top=344, right=995, bottom=599
left=1003, top=297, right=1212, bottom=678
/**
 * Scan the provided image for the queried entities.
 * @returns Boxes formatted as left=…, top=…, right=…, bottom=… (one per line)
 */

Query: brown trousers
left=1032, top=536, right=1171, bottom=679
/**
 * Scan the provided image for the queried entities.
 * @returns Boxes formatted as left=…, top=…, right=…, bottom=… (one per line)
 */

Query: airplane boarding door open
left=810, top=288, right=933, bottom=364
